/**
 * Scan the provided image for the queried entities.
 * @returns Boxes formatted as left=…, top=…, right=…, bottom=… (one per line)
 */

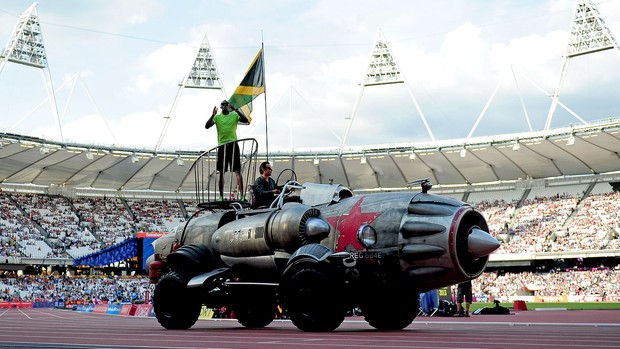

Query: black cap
left=221, top=100, right=229, bottom=105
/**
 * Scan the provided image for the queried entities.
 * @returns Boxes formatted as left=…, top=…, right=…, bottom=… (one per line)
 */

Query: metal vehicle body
left=149, top=174, right=500, bottom=332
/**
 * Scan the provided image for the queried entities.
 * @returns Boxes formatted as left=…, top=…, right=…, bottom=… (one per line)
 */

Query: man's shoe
left=465, top=312, right=470, bottom=317
left=216, top=196, right=224, bottom=201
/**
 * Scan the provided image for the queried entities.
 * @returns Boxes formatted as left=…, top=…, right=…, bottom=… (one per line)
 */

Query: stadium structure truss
left=544, top=0, right=620, bottom=134
left=0, top=0, right=619, bottom=198
left=0, top=3, right=63, bottom=143
left=155, top=33, right=226, bottom=151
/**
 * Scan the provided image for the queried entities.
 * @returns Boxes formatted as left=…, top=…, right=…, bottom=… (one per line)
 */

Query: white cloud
left=1, top=0, right=619, bottom=151
left=488, top=30, right=567, bottom=92
left=101, top=0, right=164, bottom=26
left=442, top=22, right=488, bottom=75
left=128, top=43, right=197, bottom=94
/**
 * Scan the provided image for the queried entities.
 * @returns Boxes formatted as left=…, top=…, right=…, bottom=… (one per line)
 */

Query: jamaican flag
left=229, top=48, right=265, bottom=123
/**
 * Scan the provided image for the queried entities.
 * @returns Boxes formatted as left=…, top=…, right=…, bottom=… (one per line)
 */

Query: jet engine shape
left=149, top=177, right=499, bottom=332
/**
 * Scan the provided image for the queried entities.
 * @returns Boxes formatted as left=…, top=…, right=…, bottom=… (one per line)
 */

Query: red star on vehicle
left=325, top=197, right=382, bottom=252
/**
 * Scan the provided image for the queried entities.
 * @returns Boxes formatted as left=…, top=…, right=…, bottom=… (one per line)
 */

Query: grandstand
left=0, top=1, right=619, bottom=306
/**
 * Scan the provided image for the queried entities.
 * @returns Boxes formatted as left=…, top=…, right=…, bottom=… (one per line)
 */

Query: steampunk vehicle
left=148, top=139, right=500, bottom=332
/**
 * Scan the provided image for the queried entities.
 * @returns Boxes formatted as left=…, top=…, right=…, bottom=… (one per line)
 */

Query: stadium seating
left=1, top=183, right=619, bottom=303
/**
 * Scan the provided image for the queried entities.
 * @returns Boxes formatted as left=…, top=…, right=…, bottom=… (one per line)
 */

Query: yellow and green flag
left=229, top=48, right=265, bottom=124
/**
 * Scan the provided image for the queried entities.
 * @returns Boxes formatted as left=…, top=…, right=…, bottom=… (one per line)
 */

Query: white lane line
left=17, top=308, right=33, bottom=319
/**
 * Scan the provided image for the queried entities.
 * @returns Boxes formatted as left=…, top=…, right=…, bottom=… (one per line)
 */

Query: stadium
left=1, top=0, right=619, bottom=316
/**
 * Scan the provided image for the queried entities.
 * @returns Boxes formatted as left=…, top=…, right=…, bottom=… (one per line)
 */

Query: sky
left=0, top=0, right=619, bottom=154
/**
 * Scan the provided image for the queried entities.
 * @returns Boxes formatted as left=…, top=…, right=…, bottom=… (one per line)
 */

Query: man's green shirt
left=213, top=112, right=240, bottom=144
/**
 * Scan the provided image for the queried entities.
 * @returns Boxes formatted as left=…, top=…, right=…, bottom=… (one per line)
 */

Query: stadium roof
left=1, top=118, right=619, bottom=195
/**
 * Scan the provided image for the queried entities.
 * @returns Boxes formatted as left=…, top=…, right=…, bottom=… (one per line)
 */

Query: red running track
left=0, top=308, right=618, bottom=349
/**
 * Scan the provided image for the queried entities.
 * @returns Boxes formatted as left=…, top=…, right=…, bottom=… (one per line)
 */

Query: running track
left=0, top=308, right=618, bottom=349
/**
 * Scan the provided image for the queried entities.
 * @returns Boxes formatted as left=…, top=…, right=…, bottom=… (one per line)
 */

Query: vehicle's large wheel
left=231, top=286, right=277, bottom=328
left=154, top=271, right=202, bottom=329
left=235, top=299, right=276, bottom=328
left=166, top=243, right=212, bottom=274
left=362, top=285, right=418, bottom=330
left=281, top=263, right=345, bottom=332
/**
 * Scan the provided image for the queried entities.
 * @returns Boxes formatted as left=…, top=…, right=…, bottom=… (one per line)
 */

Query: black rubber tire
left=235, top=299, right=276, bottom=328
left=232, top=285, right=276, bottom=328
left=281, top=263, right=345, bottom=332
left=153, top=270, right=202, bottom=329
left=362, top=285, right=418, bottom=330
left=165, top=244, right=211, bottom=273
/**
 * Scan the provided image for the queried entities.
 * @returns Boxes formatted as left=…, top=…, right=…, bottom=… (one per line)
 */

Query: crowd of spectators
left=13, top=194, right=99, bottom=258
left=0, top=274, right=153, bottom=304
left=1, top=185, right=620, bottom=304
left=2, top=186, right=620, bottom=259
left=0, top=193, right=56, bottom=258
left=1, top=268, right=617, bottom=305
left=552, top=192, right=620, bottom=251
left=475, top=190, right=620, bottom=254
left=474, top=268, right=620, bottom=300
left=1, top=192, right=191, bottom=259
left=127, top=199, right=185, bottom=233
left=72, top=197, right=135, bottom=248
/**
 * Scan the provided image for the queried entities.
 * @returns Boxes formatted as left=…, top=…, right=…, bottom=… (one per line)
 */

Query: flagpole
left=261, top=38, right=269, bottom=161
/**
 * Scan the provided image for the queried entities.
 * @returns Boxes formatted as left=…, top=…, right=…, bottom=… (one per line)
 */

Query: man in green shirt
left=205, top=100, right=249, bottom=201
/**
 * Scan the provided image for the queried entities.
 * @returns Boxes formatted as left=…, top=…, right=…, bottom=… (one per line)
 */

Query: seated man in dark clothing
left=253, top=161, right=280, bottom=208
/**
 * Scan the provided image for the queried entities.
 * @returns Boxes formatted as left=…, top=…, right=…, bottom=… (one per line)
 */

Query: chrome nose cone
left=467, top=228, right=500, bottom=258
left=305, top=217, right=331, bottom=239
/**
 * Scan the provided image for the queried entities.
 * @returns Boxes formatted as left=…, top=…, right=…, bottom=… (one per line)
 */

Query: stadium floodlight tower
left=155, top=33, right=226, bottom=151
left=339, top=29, right=435, bottom=156
left=544, top=0, right=620, bottom=135
left=0, top=3, right=63, bottom=141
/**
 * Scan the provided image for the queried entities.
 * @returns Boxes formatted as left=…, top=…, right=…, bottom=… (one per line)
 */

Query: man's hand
left=235, top=106, right=250, bottom=124
left=205, top=106, right=218, bottom=129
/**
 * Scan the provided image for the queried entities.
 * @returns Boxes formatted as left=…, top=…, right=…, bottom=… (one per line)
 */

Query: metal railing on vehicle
left=190, top=138, right=258, bottom=210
